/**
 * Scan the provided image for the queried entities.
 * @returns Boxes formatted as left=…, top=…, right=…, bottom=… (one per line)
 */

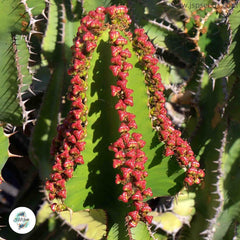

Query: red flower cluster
left=105, top=5, right=132, bottom=28
left=133, top=29, right=205, bottom=186
left=108, top=23, right=153, bottom=227
left=46, top=7, right=106, bottom=212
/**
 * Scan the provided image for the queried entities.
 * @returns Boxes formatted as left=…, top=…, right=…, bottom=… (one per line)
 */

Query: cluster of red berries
left=46, top=7, right=107, bottom=212
left=107, top=9, right=154, bottom=228
left=132, top=28, right=205, bottom=186
left=105, top=5, right=132, bottom=28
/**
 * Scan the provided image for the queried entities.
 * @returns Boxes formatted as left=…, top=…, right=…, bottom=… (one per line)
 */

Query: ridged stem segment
left=46, top=7, right=106, bottom=212
left=132, top=29, right=205, bottom=186
left=107, top=5, right=153, bottom=228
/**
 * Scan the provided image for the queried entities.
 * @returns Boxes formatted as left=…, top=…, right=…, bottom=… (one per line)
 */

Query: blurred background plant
left=0, top=0, right=240, bottom=239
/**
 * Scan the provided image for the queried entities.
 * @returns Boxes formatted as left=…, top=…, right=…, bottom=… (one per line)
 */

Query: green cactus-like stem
left=131, top=29, right=204, bottom=186
left=45, top=7, right=105, bottom=211
left=45, top=4, right=204, bottom=231
left=107, top=19, right=154, bottom=227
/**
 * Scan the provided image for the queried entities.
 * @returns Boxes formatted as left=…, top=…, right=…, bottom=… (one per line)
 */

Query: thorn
left=8, top=151, right=23, bottom=158
left=18, top=91, right=27, bottom=97
left=65, top=207, right=73, bottom=223
left=212, top=78, right=216, bottom=91
left=211, top=191, right=220, bottom=194
left=42, top=10, right=48, bottom=20
left=28, top=7, right=34, bottom=13
left=156, top=0, right=166, bottom=4
left=28, top=30, right=43, bottom=40
left=200, top=229, right=210, bottom=235
left=27, top=67, right=35, bottom=73
left=60, top=220, right=66, bottom=227
left=29, top=18, right=44, bottom=26
left=28, top=58, right=36, bottom=63
left=28, top=50, right=37, bottom=55
left=24, top=109, right=36, bottom=115
left=27, top=87, right=36, bottom=96
left=32, top=76, right=42, bottom=82
left=216, top=175, right=222, bottom=180
left=213, top=207, right=221, bottom=212
left=203, top=62, right=210, bottom=70
left=23, top=119, right=35, bottom=130
left=206, top=218, right=214, bottom=223
left=3, top=130, right=17, bottom=138
left=20, top=82, right=28, bottom=87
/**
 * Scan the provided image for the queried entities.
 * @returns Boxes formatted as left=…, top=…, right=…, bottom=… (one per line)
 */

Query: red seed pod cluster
left=108, top=25, right=153, bottom=228
left=132, top=29, right=205, bottom=186
left=105, top=5, right=132, bottom=29
left=46, top=8, right=106, bottom=211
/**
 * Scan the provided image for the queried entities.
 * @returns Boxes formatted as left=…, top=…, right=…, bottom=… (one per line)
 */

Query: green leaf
left=59, top=209, right=107, bottom=240
left=0, top=127, right=9, bottom=176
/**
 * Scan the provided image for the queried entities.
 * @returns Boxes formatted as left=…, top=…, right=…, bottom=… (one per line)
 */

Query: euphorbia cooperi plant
left=45, top=5, right=204, bottom=230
